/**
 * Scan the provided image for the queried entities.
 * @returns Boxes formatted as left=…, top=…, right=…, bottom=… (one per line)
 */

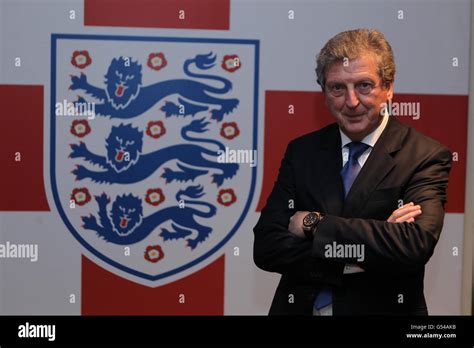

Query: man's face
left=324, top=53, right=393, bottom=141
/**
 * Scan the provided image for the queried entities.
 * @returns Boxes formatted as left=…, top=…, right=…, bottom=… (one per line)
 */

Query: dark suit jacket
left=253, top=117, right=452, bottom=315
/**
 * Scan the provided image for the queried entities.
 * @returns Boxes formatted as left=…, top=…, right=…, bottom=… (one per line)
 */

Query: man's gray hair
left=315, top=28, right=396, bottom=90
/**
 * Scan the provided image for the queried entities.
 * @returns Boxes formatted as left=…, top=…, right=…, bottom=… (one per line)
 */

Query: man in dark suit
left=253, top=29, right=452, bottom=315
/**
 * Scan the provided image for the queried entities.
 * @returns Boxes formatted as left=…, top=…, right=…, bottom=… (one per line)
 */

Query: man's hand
left=289, top=202, right=421, bottom=238
left=288, top=211, right=310, bottom=238
left=387, top=202, right=422, bottom=223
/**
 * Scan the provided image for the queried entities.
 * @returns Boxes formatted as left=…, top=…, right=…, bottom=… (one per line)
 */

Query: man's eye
left=328, top=84, right=345, bottom=96
left=357, top=83, right=374, bottom=93
left=329, top=85, right=345, bottom=94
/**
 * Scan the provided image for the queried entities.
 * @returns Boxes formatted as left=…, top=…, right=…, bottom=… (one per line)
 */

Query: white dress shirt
left=339, top=112, right=389, bottom=274
left=314, top=113, right=389, bottom=316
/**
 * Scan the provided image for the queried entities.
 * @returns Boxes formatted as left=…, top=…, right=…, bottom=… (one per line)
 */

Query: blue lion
left=104, top=123, right=143, bottom=173
left=70, top=53, right=239, bottom=121
left=70, top=118, right=238, bottom=186
left=82, top=185, right=216, bottom=249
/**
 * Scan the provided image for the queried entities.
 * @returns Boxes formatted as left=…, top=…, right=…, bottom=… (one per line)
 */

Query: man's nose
left=345, top=86, right=360, bottom=108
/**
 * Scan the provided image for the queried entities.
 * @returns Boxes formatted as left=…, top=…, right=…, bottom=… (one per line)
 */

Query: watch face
left=303, top=212, right=317, bottom=227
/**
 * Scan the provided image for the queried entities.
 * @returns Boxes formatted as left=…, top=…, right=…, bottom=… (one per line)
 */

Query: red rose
left=71, top=188, right=91, bottom=206
left=217, top=188, right=237, bottom=206
left=146, top=121, right=166, bottom=139
left=144, top=245, right=165, bottom=263
left=70, top=120, right=91, bottom=138
left=220, top=122, right=240, bottom=140
left=221, top=54, right=241, bottom=73
left=147, top=52, right=167, bottom=71
left=145, top=188, right=166, bottom=206
left=71, top=50, right=92, bottom=69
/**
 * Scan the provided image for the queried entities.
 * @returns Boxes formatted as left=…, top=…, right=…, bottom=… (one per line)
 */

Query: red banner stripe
left=84, top=0, right=230, bottom=30
left=81, top=255, right=225, bottom=315
left=257, top=91, right=467, bottom=213
left=0, top=85, right=50, bottom=211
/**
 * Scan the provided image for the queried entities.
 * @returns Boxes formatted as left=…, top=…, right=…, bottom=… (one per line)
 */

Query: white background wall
left=0, top=0, right=471, bottom=315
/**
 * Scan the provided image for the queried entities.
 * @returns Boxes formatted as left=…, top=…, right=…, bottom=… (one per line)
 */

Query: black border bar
left=0, top=315, right=472, bottom=344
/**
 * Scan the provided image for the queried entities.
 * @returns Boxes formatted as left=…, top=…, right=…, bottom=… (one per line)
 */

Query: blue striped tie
left=341, top=142, right=371, bottom=197
left=313, top=141, right=370, bottom=311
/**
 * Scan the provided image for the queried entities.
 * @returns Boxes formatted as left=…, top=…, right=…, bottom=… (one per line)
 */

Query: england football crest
left=50, top=34, right=259, bottom=283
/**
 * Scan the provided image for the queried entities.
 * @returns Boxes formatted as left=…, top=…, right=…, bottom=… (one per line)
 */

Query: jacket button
left=310, top=271, right=322, bottom=280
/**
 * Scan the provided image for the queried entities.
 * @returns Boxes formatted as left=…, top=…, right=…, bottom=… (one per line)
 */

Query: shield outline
left=50, top=33, right=259, bottom=281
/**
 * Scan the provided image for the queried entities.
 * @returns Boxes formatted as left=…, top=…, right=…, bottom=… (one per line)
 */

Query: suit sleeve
left=312, top=145, right=452, bottom=273
left=253, top=141, right=344, bottom=286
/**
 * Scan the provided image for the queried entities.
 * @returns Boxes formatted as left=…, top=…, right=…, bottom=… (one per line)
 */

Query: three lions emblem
left=51, top=34, right=259, bottom=283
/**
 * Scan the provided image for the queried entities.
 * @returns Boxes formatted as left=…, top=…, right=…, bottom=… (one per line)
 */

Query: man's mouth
left=344, top=113, right=365, bottom=117
left=344, top=113, right=365, bottom=120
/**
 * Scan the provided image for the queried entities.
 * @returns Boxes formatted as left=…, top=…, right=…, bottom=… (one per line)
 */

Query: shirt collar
left=339, top=110, right=389, bottom=149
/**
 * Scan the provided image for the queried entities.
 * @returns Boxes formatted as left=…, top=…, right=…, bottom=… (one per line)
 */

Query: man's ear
left=324, top=91, right=329, bottom=108
left=385, top=82, right=394, bottom=101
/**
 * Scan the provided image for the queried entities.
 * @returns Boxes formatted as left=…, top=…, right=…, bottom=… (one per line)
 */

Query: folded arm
left=253, top=141, right=344, bottom=285
left=312, top=145, right=452, bottom=274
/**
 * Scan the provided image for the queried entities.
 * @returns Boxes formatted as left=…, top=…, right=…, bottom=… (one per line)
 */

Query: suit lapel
left=316, top=124, right=344, bottom=216
left=342, top=117, right=408, bottom=217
